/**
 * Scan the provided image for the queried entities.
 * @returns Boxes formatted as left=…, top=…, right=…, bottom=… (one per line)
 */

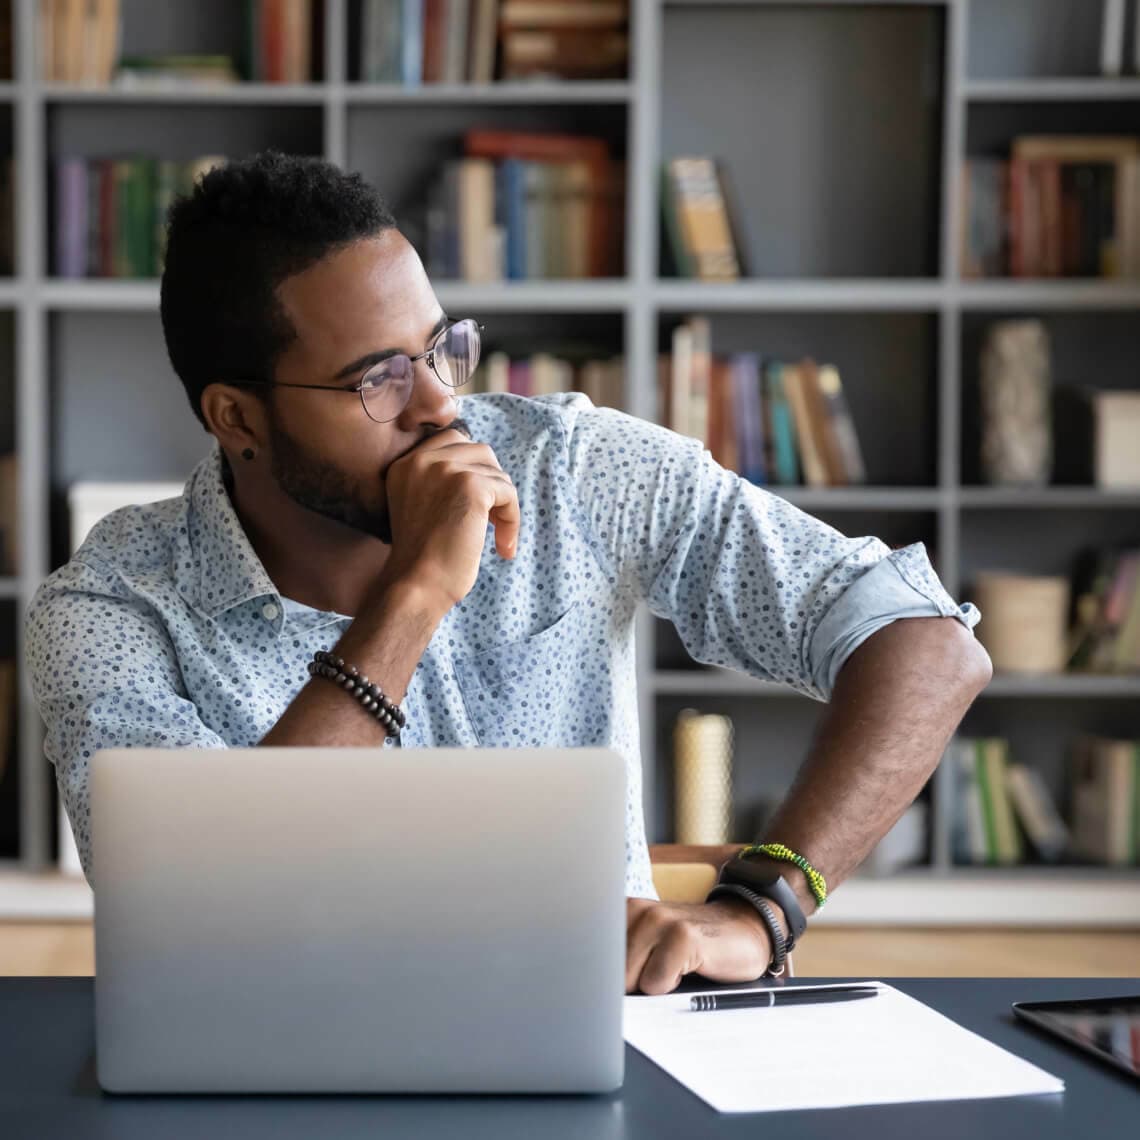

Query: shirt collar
left=179, top=438, right=282, bottom=621
left=178, top=439, right=353, bottom=636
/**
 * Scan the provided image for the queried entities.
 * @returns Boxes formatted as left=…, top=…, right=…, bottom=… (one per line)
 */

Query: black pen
left=690, top=986, right=879, bottom=1012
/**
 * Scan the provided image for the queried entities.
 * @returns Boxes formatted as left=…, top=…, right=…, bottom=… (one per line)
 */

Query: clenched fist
left=379, top=425, right=520, bottom=611
left=625, top=896, right=777, bottom=995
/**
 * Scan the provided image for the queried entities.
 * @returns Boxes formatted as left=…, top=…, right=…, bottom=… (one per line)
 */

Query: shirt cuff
left=809, top=543, right=980, bottom=697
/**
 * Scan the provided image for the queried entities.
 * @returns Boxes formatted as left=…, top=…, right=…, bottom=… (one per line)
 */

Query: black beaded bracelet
left=706, top=882, right=788, bottom=978
left=308, top=651, right=406, bottom=740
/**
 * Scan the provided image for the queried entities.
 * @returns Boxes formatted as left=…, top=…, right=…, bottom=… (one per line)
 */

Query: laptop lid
left=91, top=746, right=627, bottom=1094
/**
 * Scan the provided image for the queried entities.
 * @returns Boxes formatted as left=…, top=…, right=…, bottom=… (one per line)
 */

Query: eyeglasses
left=230, top=318, right=483, bottom=424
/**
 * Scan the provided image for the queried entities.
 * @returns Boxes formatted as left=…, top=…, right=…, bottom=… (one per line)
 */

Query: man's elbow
left=943, top=620, right=993, bottom=701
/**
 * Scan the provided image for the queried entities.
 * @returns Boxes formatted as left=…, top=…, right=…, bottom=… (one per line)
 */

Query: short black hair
left=160, top=150, right=398, bottom=431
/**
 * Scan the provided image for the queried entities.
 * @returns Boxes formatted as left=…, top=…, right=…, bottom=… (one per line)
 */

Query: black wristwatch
left=708, top=851, right=808, bottom=954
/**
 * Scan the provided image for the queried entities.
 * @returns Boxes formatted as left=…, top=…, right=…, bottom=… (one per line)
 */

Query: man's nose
left=401, top=353, right=459, bottom=425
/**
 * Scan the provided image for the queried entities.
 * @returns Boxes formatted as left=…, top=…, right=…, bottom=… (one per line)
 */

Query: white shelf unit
left=0, top=0, right=1137, bottom=925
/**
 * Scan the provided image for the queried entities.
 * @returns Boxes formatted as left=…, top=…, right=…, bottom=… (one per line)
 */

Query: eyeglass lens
left=360, top=318, right=482, bottom=423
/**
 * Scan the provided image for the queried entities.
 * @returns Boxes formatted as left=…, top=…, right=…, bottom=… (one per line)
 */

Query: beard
left=267, top=414, right=395, bottom=544
left=265, top=411, right=473, bottom=546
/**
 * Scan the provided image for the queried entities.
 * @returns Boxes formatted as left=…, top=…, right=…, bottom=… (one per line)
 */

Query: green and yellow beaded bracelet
left=738, top=842, right=828, bottom=909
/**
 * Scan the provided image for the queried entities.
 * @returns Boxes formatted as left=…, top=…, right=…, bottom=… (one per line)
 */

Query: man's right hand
left=377, top=427, right=521, bottom=610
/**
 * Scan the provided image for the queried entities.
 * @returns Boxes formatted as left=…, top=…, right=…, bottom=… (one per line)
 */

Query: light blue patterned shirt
left=25, top=393, right=979, bottom=894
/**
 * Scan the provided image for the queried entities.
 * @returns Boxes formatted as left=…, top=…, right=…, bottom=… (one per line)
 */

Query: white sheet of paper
left=623, top=981, right=1065, bottom=1113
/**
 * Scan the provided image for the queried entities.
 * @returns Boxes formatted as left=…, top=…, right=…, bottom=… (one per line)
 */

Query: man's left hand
left=625, top=896, right=775, bottom=995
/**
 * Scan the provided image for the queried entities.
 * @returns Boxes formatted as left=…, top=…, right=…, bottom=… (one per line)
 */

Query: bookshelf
left=0, top=0, right=1138, bottom=924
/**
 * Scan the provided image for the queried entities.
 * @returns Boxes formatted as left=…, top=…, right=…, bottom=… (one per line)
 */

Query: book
left=664, top=157, right=741, bottom=281
left=468, top=0, right=499, bottom=82
left=499, top=0, right=627, bottom=26
left=798, top=359, right=845, bottom=486
left=687, top=317, right=712, bottom=451
left=361, top=0, right=402, bottom=82
left=764, top=363, right=800, bottom=486
left=1070, top=736, right=1137, bottom=865
left=55, top=157, right=87, bottom=277
left=463, top=130, right=615, bottom=277
left=951, top=739, right=988, bottom=865
left=669, top=321, right=692, bottom=438
left=53, top=155, right=225, bottom=278
left=982, top=738, right=1023, bottom=865
left=973, top=739, right=999, bottom=864
left=731, top=354, right=765, bottom=486
left=1005, top=763, right=1069, bottom=863
left=816, top=365, right=866, bottom=484
left=401, top=0, right=424, bottom=83
left=458, top=157, right=497, bottom=281
left=781, top=362, right=829, bottom=488
left=1101, top=0, right=1126, bottom=77
left=250, top=0, right=317, bottom=82
left=443, top=0, right=469, bottom=83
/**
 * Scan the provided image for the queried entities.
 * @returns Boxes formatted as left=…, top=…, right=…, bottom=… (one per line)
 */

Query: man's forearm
left=745, top=617, right=992, bottom=936
left=259, top=578, right=449, bottom=747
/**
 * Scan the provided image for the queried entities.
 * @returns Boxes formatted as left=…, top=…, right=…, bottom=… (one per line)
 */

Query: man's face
left=261, top=229, right=469, bottom=544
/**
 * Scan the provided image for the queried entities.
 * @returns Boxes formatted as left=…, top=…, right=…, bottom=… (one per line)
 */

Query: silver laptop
left=91, top=746, right=627, bottom=1094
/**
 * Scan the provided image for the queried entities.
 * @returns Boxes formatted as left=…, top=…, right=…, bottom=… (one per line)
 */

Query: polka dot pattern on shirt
left=24, top=392, right=977, bottom=893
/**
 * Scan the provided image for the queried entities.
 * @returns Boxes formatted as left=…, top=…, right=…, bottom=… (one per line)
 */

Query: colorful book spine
left=731, top=353, right=766, bottom=486
left=765, top=363, right=801, bottom=486
left=500, top=158, right=527, bottom=280
left=401, top=0, right=424, bottom=84
left=55, top=158, right=88, bottom=278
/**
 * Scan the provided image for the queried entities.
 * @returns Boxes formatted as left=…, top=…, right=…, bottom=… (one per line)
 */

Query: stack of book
left=39, top=0, right=119, bottom=83
left=358, top=0, right=628, bottom=84
left=114, top=55, right=240, bottom=88
left=473, top=350, right=623, bottom=408
left=960, top=135, right=1140, bottom=279
left=660, top=157, right=745, bottom=281
left=53, top=155, right=226, bottom=279
left=949, top=738, right=1068, bottom=866
left=245, top=0, right=321, bottom=82
left=423, top=130, right=623, bottom=280
left=1067, top=545, right=1140, bottom=674
left=660, top=317, right=866, bottom=488
left=950, top=735, right=1140, bottom=867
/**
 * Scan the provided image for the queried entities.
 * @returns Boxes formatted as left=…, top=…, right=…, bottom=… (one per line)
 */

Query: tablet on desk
left=1012, top=994, right=1140, bottom=1083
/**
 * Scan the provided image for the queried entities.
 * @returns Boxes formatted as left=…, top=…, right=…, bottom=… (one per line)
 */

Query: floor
left=3, top=922, right=1139, bottom=977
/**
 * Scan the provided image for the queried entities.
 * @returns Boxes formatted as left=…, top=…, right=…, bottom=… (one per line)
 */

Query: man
left=25, top=151, right=991, bottom=995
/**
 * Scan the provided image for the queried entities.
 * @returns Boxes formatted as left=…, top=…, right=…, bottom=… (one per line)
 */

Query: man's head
left=160, top=150, right=468, bottom=544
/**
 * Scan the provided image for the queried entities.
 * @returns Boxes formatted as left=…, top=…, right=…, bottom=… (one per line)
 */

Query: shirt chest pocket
left=451, top=602, right=603, bottom=747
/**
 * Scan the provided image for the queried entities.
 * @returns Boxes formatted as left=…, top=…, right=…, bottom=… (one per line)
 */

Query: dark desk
left=3, top=976, right=1137, bottom=1138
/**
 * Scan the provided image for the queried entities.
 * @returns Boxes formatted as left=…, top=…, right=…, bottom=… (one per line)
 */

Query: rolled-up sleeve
left=557, top=393, right=979, bottom=701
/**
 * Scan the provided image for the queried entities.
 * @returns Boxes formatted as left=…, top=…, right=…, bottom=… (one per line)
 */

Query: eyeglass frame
left=224, top=317, right=485, bottom=424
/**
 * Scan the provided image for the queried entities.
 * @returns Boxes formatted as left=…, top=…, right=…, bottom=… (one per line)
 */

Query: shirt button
left=262, top=602, right=280, bottom=621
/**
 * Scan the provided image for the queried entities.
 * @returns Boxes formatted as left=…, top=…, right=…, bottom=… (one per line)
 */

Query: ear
left=200, top=382, right=267, bottom=457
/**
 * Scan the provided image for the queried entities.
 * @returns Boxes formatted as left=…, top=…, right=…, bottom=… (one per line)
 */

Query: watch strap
left=715, top=858, right=807, bottom=953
